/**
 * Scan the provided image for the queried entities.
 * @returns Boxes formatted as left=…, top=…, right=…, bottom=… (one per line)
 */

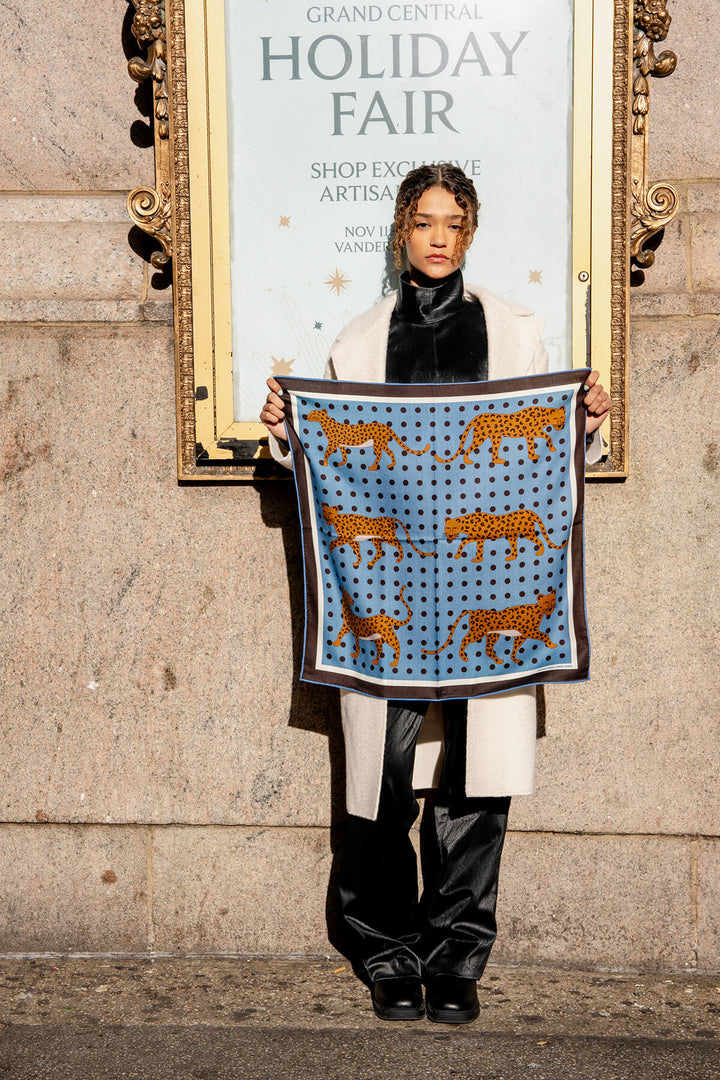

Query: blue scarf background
left=280, top=370, right=590, bottom=700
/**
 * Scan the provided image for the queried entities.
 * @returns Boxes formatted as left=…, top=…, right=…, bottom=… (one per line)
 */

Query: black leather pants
left=337, top=700, right=510, bottom=983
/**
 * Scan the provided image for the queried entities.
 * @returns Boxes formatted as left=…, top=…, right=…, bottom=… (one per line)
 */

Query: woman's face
left=404, top=185, right=474, bottom=285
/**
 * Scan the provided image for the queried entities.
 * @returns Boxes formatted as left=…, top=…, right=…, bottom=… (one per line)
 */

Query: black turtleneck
left=385, top=269, right=488, bottom=385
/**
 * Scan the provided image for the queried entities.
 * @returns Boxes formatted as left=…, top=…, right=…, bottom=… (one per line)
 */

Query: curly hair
left=392, top=164, right=479, bottom=271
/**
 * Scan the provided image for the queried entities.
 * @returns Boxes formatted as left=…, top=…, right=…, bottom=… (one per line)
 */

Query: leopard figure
left=322, top=504, right=436, bottom=569
left=433, top=406, right=566, bottom=467
left=333, top=585, right=412, bottom=670
left=422, top=589, right=557, bottom=666
left=306, top=409, right=430, bottom=470
left=444, top=508, right=569, bottom=564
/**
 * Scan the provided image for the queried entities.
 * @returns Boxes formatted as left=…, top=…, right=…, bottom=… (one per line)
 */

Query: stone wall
left=1, top=1, right=718, bottom=968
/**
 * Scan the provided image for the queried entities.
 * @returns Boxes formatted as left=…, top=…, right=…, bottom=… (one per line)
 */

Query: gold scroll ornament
left=631, top=0, right=678, bottom=280
left=127, top=0, right=172, bottom=268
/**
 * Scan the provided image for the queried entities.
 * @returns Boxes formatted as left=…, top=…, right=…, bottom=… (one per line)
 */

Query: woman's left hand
left=583, top=370, right=612, bottom=434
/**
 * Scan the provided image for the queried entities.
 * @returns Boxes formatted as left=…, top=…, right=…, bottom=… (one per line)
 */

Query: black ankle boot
left=371, top=976, right=425, bottom=1021
left=425, top=974, right=480, bottom=1024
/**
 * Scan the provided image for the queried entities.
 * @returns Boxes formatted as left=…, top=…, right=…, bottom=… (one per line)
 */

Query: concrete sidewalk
left=1, top=956, right=719, bottom=1079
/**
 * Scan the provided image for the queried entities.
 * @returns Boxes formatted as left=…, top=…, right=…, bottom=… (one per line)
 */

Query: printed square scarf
left=278, top=369, right=590, bottom=700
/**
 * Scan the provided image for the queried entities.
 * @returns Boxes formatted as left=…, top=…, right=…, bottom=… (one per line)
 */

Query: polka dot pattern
left=284, top=375, right=589, bottom=698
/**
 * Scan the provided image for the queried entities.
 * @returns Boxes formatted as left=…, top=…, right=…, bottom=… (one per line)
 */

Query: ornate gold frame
left=127, top=0, right=676, bottom=481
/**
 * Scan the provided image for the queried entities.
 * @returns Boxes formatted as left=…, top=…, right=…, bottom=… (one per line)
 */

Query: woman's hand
left=583, top=370, right=612, bottom=435
left=260, top=377, right=288, bottom=442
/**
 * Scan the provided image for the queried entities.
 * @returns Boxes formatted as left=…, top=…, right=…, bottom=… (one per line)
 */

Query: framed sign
left=127, top=1, right=676, bottom=479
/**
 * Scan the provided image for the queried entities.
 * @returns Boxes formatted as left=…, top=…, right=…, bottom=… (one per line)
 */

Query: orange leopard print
left=307, top=409, right=430, bottom=470
left=333, top=585, right=412, bottom=670
left=423, top=589, right=557, bottom=665
left=444, top=508, right=569, bottom=563
left=322, top=504, right=437, bottom=568
left=433, top=406, right=566, bottom=466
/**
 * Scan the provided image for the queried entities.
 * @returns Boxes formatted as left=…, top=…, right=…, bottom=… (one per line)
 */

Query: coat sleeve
left=267, top=431, right=293, bottom=470
left=584, top=426, right=604, bottom=465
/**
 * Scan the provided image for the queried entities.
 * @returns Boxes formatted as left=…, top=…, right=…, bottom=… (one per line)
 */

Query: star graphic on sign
left=271, top=356, right=295, bottom=376
left=278, top=215, right=291, bottom=227
left=528, top=270, right=543, bottom=284
left=324, top=268, right=351, bottom=295
left=314, top=321, right=323, bottom=330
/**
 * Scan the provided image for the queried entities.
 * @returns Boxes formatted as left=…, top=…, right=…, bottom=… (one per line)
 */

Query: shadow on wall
left=255, top=479, right=347, bottom=949
left=381, top=224, right=400, bottom=297
left=252, top=448, right=547, bottom=951
left=122, top=1, right=155, bottom=150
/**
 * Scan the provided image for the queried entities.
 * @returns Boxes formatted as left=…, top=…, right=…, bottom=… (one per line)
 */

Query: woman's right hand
left=260, top=377, right=288, bottom=441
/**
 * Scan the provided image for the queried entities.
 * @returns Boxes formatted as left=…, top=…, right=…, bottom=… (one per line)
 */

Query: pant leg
left=337, top=701, right=427, bottom=982
left=420, top=700, right=511, bottom=979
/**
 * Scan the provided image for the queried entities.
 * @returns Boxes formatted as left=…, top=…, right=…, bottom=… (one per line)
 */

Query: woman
left=261, top=165, right=610, bottom=1024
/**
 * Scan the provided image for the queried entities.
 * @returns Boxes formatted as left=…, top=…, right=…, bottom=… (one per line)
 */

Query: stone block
left=0, top=324, right=338, bottom=829
left=494, top=833, right=694, bottom=970
left=0, top=193, right=157, bottom=319
left=648, top=1, right=718, bottom=181
left=697, top=839, right=720, bottom=970
left=630, top=211, right=688, bottom=296
left=140, top=297, right=174, bottom=322
left=3, top=313, right=720, bottom=839
left=690, top=214, right=720, bottom=292
left=150, top=826, right=333, bottom=953
left=147, top=829, right=697, bottom=966
left=688, top=183, right=720, bottom=214
left=0, top=299, right=163, bottom=323
left=512, top=316, right=720, bottom=837
left=691, top=294, right=720, bottom=316
left=0, top=222, right=142, bottom=301
left=0, top=824, right=148, bottom=953
left=629, top=292, right=691, bottom=318
left=0, top=195, right=133, bottom=224
left=0, top=0, right=154, bottom=191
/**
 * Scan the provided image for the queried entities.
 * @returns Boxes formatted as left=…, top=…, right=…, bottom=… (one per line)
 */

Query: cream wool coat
left=271, top=283, right=599, bottom=821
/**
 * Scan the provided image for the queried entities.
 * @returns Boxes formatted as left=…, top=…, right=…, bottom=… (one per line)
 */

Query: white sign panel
left=225, top=1, right=574, bottom=423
